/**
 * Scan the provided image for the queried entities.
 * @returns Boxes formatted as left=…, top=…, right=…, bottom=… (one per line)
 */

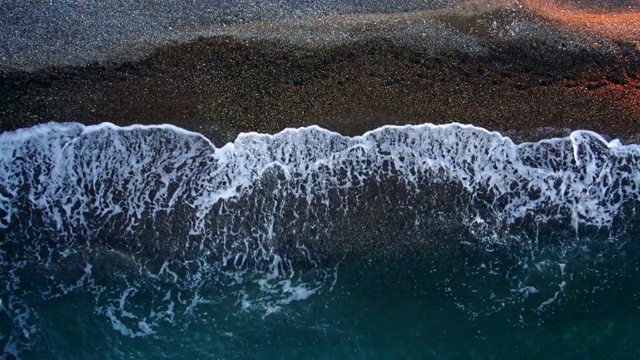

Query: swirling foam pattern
left=1, top=122, right=639, bottom=357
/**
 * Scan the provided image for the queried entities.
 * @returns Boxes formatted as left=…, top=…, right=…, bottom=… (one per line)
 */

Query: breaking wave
left=1, top=122, right=639, bottom=357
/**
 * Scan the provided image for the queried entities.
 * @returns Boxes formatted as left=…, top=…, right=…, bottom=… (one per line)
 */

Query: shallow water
left=13, top=242, right=640, bottom=359
left=1, top=122, right=640, bottom=359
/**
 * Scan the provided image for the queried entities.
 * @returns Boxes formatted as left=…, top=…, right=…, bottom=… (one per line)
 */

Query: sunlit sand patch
left=581, top=79, right=640, bottom=119
left=439, top=0, right=640, bottom=40
left=497, top=0, right=640, bottom=122
left=520, top=0, right=640, bottom=41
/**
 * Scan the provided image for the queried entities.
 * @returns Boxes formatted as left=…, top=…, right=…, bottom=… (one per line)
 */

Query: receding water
left=1, top=122, right=640, bottom=359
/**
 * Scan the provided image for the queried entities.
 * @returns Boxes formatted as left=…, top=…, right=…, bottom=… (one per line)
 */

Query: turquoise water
left=2, top=123, right=640, bottom=358
left=13, top=242, right=640, bottom=359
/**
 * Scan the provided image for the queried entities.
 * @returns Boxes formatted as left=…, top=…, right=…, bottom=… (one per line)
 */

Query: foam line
left=1, top=121, right=638, bottom=233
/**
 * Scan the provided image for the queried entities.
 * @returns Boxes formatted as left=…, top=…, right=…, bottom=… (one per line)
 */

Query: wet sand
left=1, top=0, right=639, bottom=145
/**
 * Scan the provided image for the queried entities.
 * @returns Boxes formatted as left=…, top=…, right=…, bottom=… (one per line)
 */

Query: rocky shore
left=1, top=1, right=639, bottom=145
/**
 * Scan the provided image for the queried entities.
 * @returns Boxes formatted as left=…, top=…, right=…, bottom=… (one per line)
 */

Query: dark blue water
left=9, top=243, right=640, bottom=359
left=1, top=123, right=640, bottom=359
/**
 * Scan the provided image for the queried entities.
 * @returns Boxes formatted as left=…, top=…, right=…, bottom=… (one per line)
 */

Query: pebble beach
left=1, top=0, right=639, bottom=144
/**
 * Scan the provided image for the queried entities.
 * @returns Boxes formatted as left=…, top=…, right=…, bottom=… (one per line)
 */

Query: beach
left=2, top=1, right=640, bottom=359
left=1, top=0, right=639, bottom=145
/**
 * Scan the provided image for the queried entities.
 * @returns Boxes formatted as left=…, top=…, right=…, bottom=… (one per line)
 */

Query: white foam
left=2, top=121, right=640, bottom=355
left=2, top=121, right=639, bottom=269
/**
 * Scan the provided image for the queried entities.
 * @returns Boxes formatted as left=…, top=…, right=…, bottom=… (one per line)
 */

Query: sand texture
left=1, top=0, right=639, bottom=144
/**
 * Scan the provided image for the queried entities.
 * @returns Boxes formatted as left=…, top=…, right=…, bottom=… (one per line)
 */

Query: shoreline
left=1, top=2, right=639, bottom=146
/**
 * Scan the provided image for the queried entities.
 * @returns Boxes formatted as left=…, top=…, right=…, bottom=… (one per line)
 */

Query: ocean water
left=1, top=122, right=640, bottom=359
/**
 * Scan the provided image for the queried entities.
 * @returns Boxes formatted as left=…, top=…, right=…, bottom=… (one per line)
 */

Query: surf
left=1, top=121, right=639, bottom=357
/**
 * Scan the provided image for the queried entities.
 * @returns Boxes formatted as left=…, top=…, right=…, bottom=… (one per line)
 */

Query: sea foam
left=1, top=121, right=638, bottom=265
left=1, top=122, right=639, bottom=356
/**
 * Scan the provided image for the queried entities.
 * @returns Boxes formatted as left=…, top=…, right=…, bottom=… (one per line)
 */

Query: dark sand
left=1, top=1, right=639, bottom=145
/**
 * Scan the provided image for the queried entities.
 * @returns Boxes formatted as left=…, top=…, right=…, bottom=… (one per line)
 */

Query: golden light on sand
left=521, top=0, right=640, bottom=40
left=514, top=0, right=640, bottom=117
